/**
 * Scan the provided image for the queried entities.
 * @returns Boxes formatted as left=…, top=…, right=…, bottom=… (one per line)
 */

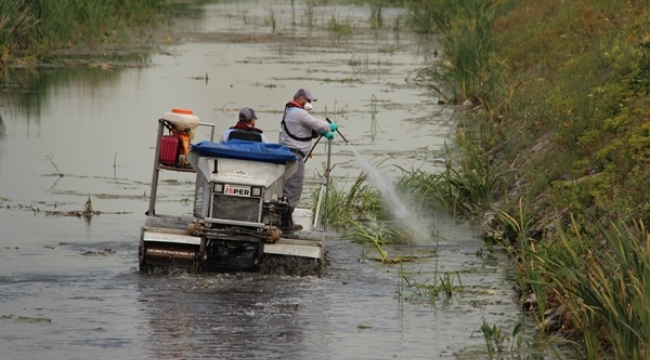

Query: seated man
left=219, top=107, right=269, bottom=143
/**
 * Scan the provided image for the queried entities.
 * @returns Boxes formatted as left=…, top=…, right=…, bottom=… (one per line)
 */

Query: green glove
left=324, top=131, right=335, bottom=140
left=330, top=123, right=338, bottom=132
left=318, top=130, right=326, bottom=136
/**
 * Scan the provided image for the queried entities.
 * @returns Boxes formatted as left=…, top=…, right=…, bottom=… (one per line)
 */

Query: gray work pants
left=283, top=154, right=304, bottom=208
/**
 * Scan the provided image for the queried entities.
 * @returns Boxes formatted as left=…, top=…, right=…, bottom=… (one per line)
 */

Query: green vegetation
left=477, top=318, right=527, bottom=360
left=402, top=0, right=650, bottom=358
left=399, top=269, right=464, bottom=303
left=0, top=0, right=168, bottom=62
left=397, top=129, right=506, bottom=216
left=327, top=14, right=354, bottom=38
left=338, top=0, right=650, bottom=357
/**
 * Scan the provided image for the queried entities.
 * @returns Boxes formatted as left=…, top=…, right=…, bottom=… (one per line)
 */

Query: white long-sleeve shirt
left=280, top=107, right=330, bottom=156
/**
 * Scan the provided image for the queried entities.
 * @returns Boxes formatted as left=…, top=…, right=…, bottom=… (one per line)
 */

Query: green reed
left=0, top=0, right=167, bottom=60
left=397, top=129, right=505, bottom=216
left=0, top=1, right=36, bottom=60
left=548, top=218, right=650, bottom=359
left=496, top=206, right=650, bottom=358
left=311, top=172, right=383, bottom=229
left=328, top=14, right=353, bottom=38
left=404, top=0, right=501, bottom=104
left=368, top=0, right=383, bottom=29
left=477, top=318, right=527, bottom=359
left=399, top=267, right=464, bottom=303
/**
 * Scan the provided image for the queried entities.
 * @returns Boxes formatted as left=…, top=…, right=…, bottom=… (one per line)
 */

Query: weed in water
left=328, top=14, right=353, bottom=39
left=312, top=172, right=382, bottom=229
left=397, top=128, right=506, bottom=216
left=368, top=0, right=383, bottom=29
left=267, top=9, right=277, bottom=32
left=403, top=0, right=500, bottom=104
left=304, top=1, right=315, bottom=28
left=369, top=94, right=379, bottom=141
left=399, top=269, right=463, bottom=304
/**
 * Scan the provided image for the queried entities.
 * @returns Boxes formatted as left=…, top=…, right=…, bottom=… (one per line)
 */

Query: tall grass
left=328, top=14, right=354, bottom=38
left=368, top=0, right=383, bottom=29
left=0, top=0, right=167, bottom=60
left=0, top=2, right=37, bottom=60
left=495, top=205, right=650, bottom=358
left=404, top=0, right=506, bottom=107
left=397, top=128, right=506, bottom=216
left=546, top=219, right=650, bottom=359
left=311, top=172, right=382, bottom=229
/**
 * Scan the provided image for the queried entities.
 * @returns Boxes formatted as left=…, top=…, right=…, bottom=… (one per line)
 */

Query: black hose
left=304, top=134, right=322, bottom=163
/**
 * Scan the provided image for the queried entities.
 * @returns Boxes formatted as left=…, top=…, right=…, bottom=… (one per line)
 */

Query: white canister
left=293, top=208, right=313, bottom=231
left=162, top=108, right=200, bottom=131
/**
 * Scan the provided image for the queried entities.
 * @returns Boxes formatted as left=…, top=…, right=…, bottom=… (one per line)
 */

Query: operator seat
left=228, top=131, right=263, bottom=142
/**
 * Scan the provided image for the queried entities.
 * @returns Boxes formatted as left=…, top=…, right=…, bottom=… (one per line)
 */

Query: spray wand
left=304, top=118, right=351, bottom=231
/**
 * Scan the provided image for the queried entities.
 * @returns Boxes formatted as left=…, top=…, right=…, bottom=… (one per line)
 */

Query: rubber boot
left=280, top=208, right=292, bottom=233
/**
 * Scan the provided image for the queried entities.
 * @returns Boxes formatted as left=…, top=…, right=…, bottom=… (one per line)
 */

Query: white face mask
left=303, top=102, right=313, bottom=111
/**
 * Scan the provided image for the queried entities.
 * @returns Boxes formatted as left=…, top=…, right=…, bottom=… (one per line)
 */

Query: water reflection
left=140, top=275, right=327, bottom=360
left=0, top=113, right=5, bottom=138
left=0, top=62, right=148, bottom=122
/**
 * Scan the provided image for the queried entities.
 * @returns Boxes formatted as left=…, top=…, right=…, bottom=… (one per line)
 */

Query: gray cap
left=239, top=107, right=257, bottom=121
left=294, top=88, right=317, bottom=102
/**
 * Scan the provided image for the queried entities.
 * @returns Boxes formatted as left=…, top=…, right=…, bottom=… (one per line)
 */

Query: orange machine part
left=171, top=108, right=194, bottom=115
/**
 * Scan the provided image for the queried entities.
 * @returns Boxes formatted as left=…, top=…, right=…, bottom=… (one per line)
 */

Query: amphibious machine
left=139, top=109, right=326, bottom=275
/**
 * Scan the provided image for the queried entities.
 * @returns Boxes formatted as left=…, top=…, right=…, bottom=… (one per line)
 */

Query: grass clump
left=502, top=214, right=650, bottom=359
left=312, top=172, right=382, bottom=229
left=404, top=0, right=506, bottom=108
left=0, top=0, right=168, bottom=62
left=398, top=128, right=507, bottom=216
left=328, top=14, right=354, bottom=38
left=311, top=169, right=429, bottom=260
left=399, top=269, right=464, bottom=303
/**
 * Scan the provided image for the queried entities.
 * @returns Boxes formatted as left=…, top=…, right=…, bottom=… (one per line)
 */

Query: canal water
left=0, top=1, right=539, bottom=359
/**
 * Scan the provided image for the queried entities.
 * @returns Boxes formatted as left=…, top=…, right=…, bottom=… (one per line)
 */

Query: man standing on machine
left=279, top=88, right=338, bottom=234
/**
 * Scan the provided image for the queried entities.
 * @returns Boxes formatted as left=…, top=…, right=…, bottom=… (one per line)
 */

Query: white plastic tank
left=162, top=108, right=200, bottom=131
left=293, top=208, right=313, bottom=231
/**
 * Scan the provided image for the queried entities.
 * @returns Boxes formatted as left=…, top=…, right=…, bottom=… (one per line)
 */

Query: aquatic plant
left=496, top=201, right=550, bottom=331
left=310, top=170, right=383, bottom=229
left=369, top=94, right=378, bottom=140
left=0, top=0, right=168, bottom=60
left=398, top=268, right=464, bottom=303
left=266, top=8, right=277, bottom=32
left=476, top=318, right=526, bottom=359
left=404, top=0, right=503, bottom=105
left=397, top=128, right=505, bottom=216
left=303, top=1, right=315, bottom=28
left=344, top=218, right=397, bottom=261
left=368, top=0, right=383, bottom=29
left=328, top=14, right=353, bottom=38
